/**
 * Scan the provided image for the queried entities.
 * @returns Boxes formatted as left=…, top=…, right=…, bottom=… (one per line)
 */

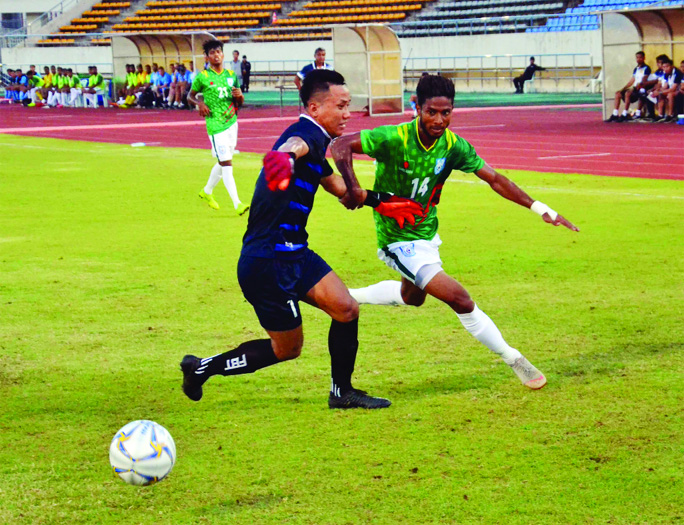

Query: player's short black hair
left=314, top=47, right=325, bottom=55
left=300, top=69, right=345, bottom=106
left=203, top=39, right=223, bottom=56
left=656, top=54, right=670, bottom=62
left=636, top=51, right=645, bottom=57
left=662, top=58, right=673, bottom=66
left=416, top=74, right=455, bottom=107
left=530, top=56, right=535, bottom=61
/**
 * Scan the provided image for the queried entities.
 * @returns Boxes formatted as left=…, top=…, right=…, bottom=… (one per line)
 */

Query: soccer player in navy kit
left=180, top=69, right=423, bottom=409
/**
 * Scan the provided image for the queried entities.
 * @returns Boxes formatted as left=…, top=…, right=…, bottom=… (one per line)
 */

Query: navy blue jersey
left=242, top=115, right=334, bottom=259
left=664, top=69, right=683, bottom=88
left=633, top=64, right=651, bottom=84
left=296, top=62, right=333, bottom=80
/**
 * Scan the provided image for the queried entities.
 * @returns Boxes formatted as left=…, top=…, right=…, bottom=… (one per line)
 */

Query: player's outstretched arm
left=330, top=133, right=366, bottom=210
left=475, top=162, right=579, bottom=232
left=262, top=136, right=310, bottom=191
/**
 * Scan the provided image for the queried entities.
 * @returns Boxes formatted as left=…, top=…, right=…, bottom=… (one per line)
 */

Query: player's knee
left=273, top=337, right=303, bottom=361
left=402, top=290, right=425, bottom=307
left=445, top=291, right=474, bottom=313
left=335, top=297, right=359, bottom=323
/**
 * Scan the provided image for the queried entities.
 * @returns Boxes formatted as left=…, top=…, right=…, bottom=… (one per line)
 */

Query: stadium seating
left=45, top=0, right=297, bottom=40
left=110, top=0, right=297, bottom=32
left=270, top=0, right=430, bottom=27
left=528, top=0, right=681, bottom=33
left=395, top=0, right=568, bottom=37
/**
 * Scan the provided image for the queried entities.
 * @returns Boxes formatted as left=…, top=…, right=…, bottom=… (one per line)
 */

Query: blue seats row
left=536, top=0, right=680, bottom=33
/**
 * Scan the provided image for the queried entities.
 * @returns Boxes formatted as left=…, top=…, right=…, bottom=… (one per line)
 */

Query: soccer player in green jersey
left=189, top=39, right=248, bottom=216
left=25, top=71, right=44, bottom=106
left=331, top=75, right=579, bottom=391
left=66, top=69, right=82, bottom=107
left=83, top=66, right=105, bottom=108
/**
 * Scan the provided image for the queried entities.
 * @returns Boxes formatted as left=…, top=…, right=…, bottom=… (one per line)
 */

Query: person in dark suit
left=513, top=57, right=545, bottom=94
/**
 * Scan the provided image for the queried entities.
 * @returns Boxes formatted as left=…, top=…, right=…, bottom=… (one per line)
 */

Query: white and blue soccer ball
left=109, top=420, right=176, bottom=486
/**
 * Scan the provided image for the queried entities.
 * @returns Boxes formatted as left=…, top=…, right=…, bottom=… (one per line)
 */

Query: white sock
left=47, top=92, right=55, bottom=105
left=456, top=305, right=522, bottom=365
left=612, top=109, right=619, bottom=116
left=203, top=163, right=222, bottom=194
left=635, top=110, right=641, bottom=117
left=621, top=110, right=628, bottom=116
left=30, top=89, right=37, bottom=103
left=84, top=93, right=95, bottom=107
left=221, top=165, right=241, bottom=208
left=349, top=281, right=406, bottom=305
left=60, top=92, right=67, bottom=105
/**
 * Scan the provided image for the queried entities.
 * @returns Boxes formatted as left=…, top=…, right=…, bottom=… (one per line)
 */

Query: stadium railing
left=403, top=53, right=599, bottom=92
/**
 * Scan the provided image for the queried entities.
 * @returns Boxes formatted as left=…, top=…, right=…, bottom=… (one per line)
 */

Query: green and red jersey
left=191, top=67, right=239, bottom=136
left=360, top=119, right=485, bottom=248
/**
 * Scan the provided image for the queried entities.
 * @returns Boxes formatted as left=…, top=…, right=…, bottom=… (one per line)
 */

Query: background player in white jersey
left=332, top=75, right=579, bottom=390
left=606, top=51, right=651, bottom=122
left=189, top=40, right=248, bottom=215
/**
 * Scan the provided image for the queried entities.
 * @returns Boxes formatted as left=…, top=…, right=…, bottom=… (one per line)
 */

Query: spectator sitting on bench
left=606, top=51, right=651, bottom=122
left=654, top=58, right=683, bottom=123
left=513, top=57, right=545, bottom=94
left=83, top=66, right=105, bottom=108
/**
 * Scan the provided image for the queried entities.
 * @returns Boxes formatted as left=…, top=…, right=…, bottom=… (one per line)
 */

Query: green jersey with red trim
left=360, top=119, right=485, bottom=248
left=191, top=67, right=239, bottom=136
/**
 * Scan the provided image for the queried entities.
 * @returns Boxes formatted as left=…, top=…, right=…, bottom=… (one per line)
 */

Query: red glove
left=263, top=151, right=294, bottom=191
left=375, top=196, right=425, bottom=229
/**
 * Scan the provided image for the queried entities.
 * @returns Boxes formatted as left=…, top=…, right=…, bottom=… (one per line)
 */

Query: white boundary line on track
left=537, top=153, right=612, bottom=160
left=0, top=115, right=296, bottom=134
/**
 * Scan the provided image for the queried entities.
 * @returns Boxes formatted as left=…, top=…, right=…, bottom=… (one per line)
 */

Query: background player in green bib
left=83, top=66, right=105, bottom=108
left=332, top=74, right=579, bottom=391
left=189, top=39, right=248, bottom=216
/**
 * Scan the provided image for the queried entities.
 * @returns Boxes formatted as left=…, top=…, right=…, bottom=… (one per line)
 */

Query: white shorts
left=377, top=233, right=443, bottom=290
left=209, top=123, right=238, bottom=162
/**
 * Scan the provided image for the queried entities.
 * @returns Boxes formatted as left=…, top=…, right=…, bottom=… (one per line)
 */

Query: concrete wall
left=0, top=0, right=63, bottom=13
left=2, top=45, right=112, bottom=74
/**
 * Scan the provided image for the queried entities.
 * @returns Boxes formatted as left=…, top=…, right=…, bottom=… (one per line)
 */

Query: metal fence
left=403, top=53, right=599, bottom=92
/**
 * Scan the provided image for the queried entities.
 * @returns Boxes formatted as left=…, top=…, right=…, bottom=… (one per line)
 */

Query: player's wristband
left=363, top=190, right=393, bottom=208
left=530, top=201, right=558, bottom=221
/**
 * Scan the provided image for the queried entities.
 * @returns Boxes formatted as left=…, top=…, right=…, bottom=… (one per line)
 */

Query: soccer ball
left=109, top=420, right=176, bottom=486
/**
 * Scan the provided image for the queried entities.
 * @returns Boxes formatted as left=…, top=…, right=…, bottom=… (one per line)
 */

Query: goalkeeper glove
left=364, top=191, right=425, bottom=229
left=263, top=151, right=295, bottom=191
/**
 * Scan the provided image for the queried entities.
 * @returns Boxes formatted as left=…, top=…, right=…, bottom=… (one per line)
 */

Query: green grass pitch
left=1, top=134, right=682, bottom=524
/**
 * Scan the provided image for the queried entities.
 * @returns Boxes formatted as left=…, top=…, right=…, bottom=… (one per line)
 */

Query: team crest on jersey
left=399, top=243, right=416, bottom=257
left=434, top=158, right=446, bottom=174
left=227, top=78, right=234, bottom=87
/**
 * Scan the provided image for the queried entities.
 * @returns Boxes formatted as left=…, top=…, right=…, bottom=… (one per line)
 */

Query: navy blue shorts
left=237, top=249, right=332, bottom=332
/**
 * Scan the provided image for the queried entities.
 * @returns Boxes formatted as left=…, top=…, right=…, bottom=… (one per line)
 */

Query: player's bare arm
left=188, top=89, right=210, bottom=117
left=330, top=132, right=365, bottom=209
left=330, top=132, right=424, bottom=227
left=617, top=76, right=635, bottom=95
left=474, top=163, right=579, bottom=231
left=320, top=173, right=356, bottom=199
left=231, top=87, right=244, bottom=107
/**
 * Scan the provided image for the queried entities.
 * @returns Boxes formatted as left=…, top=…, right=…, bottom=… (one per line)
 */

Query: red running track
left=1, top=104, right=682, bottom=180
